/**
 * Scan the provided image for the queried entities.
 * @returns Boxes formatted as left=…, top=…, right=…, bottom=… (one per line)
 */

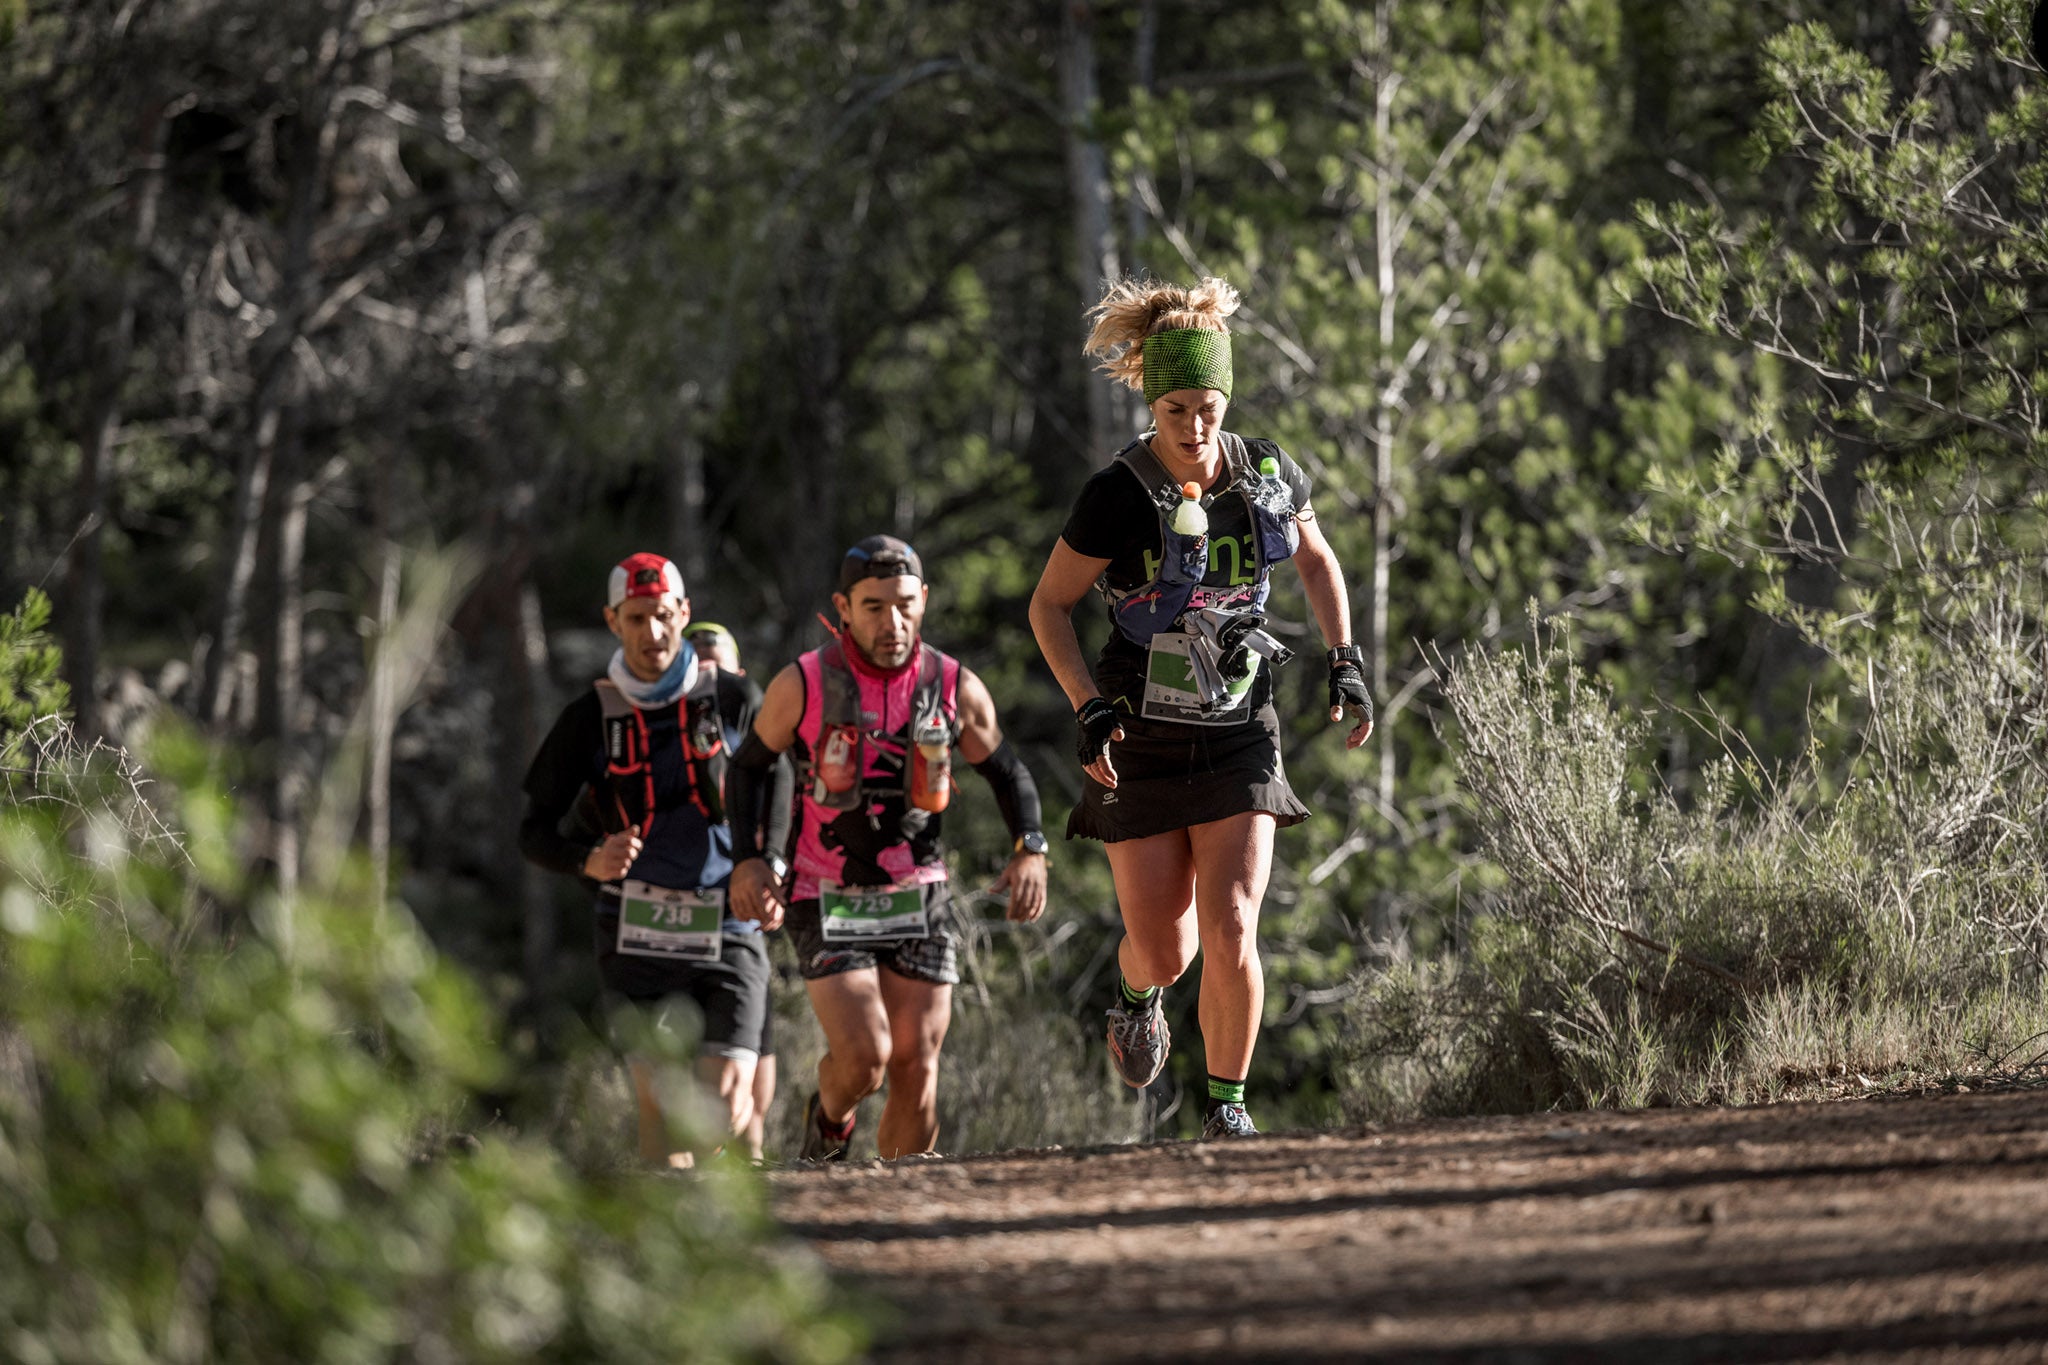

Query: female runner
left=1028, top=276, right=1372, bottom=1137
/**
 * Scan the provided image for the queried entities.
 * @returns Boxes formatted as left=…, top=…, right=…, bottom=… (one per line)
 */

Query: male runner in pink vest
left=727, top=536, right=1049, bottom=1160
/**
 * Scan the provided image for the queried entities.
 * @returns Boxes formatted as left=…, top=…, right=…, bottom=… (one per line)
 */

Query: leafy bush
left=0, top=588, right=67, bottom=773
left=0, top=711, right=862, bottom=1364
left=1338, top=607, right=2048, bottom=1120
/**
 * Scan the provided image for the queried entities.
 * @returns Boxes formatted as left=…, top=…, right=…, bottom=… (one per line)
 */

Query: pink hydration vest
left=791, top=640, right=961, bottom=902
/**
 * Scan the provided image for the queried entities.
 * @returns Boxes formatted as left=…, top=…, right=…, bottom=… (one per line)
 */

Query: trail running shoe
left=1105, top=995, right=1171, bottom=1089
left=798, top=1092, right=853, bottom=1163
left=1201, top=1102, right=1259, bottom=1140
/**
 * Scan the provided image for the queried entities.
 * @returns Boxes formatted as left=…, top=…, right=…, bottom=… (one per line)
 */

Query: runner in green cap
left=682, top=615, right=778, bottom=1161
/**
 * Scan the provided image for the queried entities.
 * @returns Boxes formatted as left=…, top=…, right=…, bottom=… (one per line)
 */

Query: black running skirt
left=1066, top=697, right=1311, bottom=843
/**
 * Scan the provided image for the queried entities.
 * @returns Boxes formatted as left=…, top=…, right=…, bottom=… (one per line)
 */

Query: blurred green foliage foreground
left=0, top=591, right=861, bottom=1365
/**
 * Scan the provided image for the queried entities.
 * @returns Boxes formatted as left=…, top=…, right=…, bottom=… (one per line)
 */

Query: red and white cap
left=607, top=552, right=685, bottom=607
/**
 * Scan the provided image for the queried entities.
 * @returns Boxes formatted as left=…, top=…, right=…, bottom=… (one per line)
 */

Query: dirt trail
left=771, top=1088, right=2048, bottom=1362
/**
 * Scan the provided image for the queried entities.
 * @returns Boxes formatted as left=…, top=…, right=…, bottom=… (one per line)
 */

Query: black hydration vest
left=593, top=667, right=727, bottom=835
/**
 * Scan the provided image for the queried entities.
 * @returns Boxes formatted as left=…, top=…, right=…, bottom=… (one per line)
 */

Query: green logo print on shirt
left=1140, top=533, right=1257, bottom=588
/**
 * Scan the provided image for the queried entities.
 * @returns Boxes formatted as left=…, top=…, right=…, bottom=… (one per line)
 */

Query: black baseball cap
left=837, top=535, right=925, bottom=594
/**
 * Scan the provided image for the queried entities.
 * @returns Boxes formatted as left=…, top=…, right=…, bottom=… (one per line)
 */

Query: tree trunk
left=669, top=412, right=709, bottom=588
left=1060, top=0, right=1123, bottom=461
left=1124, top=0, right=1156, bottom=277
left=67, top=100, right=172, bottom=739
left=513, top=573, right=555, bottom=999
left=1370, top=2, right=1397, bottom=823
left=198, top=7, right=361, bottom=730
left=262, top=423, right=313, bottom=897
left=366, top=517, right=400, bottom=915
left=1365, top=2, right=1403, bottom=954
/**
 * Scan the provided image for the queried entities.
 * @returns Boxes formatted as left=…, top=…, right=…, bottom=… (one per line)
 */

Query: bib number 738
left=617, top=880, right=724, bottom=961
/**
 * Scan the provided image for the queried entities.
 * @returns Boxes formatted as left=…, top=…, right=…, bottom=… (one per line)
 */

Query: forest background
left=6, top=0, right=2048, bottom=1175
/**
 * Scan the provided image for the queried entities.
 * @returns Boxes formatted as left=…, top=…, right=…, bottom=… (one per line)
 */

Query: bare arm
left=953, top=663, right=1002, bottom=763
left=1029, top=538, right=1125, bottom=788
left=1291, top=505, right=1353, bottom=651
left=1028, top=538, right=1113, bottom=709
left=749, top=661, right=805, bottom=751
left=1291, top=507, right=1372, bottom=748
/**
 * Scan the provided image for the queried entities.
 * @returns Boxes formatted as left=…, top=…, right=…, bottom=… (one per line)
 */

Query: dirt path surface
left=771, top=1088, right=2048, bottom=1362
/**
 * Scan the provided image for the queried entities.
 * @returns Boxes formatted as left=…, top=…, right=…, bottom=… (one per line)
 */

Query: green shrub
left=0, top=723, right=862, bottom=1365
left=1337, top=611, right=2048, bottom=1121
left=0, top=588, right=68, bottom=774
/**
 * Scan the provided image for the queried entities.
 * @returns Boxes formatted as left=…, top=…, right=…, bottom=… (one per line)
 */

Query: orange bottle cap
left=1181, top=481, right=1201, bottom=499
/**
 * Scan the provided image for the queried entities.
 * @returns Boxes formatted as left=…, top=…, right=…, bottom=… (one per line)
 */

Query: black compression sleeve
left=763, top=745, right=795, bottom=860
left=519, top=803, right=595, bottom=879
left=725, top=729, right=784, bottom=862
left=970, top=739, right=1042, bottom=841
left=519, top=695, right=604, bottom=880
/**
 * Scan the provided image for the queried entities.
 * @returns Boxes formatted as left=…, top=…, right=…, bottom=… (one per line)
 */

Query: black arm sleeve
left=764, top=747, right=794, bottom=859
left=725, top=728, right=786, bottom=862
left=519, top=693, right=605, bottom=880
left=970, top=739, right=1043, bottom=842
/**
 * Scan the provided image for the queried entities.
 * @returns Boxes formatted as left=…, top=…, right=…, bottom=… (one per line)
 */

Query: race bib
left=616, top=880, right=725, bottom=961
left=1141, top=630, right=1255, bottom=725
left=819, top=882, right=930, bottom=942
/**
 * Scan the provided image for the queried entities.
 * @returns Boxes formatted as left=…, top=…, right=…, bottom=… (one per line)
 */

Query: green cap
left=1259, top=457, right=1279, bottom=477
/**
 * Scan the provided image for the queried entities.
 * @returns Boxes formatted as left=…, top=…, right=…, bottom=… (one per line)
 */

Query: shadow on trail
left=871, top=1235, right=2048, bottom=1362
left=783, top=1144, right=2048, bottom=1245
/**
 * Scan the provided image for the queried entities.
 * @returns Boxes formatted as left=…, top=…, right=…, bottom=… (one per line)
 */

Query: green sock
left=1207, top=1076, right=1246, bottom=1106
left=1118, top=974, right=1159, bottom=1007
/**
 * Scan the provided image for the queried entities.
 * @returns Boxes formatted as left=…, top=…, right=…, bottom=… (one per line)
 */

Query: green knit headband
left=1140, top=328, right=1233, bottom=404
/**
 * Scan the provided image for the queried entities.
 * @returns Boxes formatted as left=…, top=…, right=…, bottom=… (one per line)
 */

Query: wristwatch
left=763, top=852, right=790, bottom=880
left=1014, top=830, right=1050, bottom=856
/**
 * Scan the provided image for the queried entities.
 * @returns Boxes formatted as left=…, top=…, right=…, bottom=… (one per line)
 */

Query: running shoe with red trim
left=799, top=1091, right=854, bottom=1163
left=1105, top=995, right=1171, bottom=1089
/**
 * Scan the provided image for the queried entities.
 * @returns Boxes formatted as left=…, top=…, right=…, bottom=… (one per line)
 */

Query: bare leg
left=627, top=1059, right=688, bottom=1168
left=1187, top=811, right=1276, bottom=1081
left=803, top=969, right=891, bottom=1126
left=746, top=1053, right=777, bottom=1162
left=874, top=971, right=953, bottom=1157
left=1103, top=829, right=1199, bottom=989
left=696, top=1052, right=759, bottom=1143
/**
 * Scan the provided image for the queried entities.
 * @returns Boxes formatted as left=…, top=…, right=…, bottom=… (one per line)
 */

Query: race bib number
left=616, top=881, right=724, bottom=961
left=819, top=882, right=930, bottom=942
left=1142, top=630, right=1255, bottom=725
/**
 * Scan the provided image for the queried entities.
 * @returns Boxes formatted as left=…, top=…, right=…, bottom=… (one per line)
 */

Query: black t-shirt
left=1060, top=434, right=1313, bottom=690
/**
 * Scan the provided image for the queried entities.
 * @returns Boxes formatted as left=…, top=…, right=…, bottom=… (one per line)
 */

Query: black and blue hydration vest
left=1103, top=431, right=1302, bottom=646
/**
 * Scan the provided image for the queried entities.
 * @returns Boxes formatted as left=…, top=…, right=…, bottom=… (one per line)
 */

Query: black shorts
left=785, top=881, right=962, bottom=985
left=594, top=905, right=772, bottom=1059
left=1066, top=697, right=1311, bottom=843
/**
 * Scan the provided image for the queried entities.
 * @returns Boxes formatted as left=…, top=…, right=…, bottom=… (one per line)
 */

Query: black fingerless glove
left=1075, top=696, right=1120, bottom=765
left=1328, top=644, right=1373, bottom=726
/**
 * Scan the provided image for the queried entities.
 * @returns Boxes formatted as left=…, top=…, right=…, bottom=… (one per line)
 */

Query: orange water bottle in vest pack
left=909, top=709, right=952, bottom=813
left=814, top=724, right=861, bottom=804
